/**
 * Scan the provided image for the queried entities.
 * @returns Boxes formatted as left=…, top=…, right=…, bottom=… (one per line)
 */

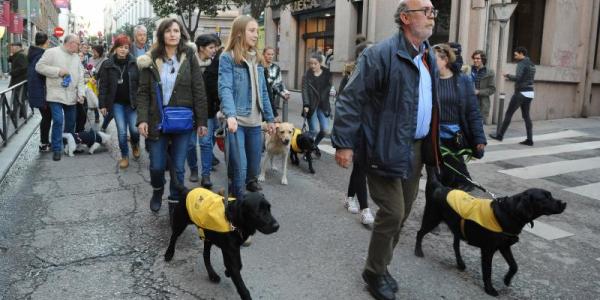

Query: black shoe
left=519, top=139, right=534, bottom=146
left=201, top=175, right=213, bottom=188
left=313, top=147, right=322, bottom=159
left=53, top=152, right=61, bottom=161
left=384, top=270, right=398, bottom=293
left=246, top=179, right=262, bottom=192
left=189, top=169, right=199, bottom=182
left=362, top=270, right=396, bottom=300
left=488, top=133, right=503, bottom=141
left=39, top=144, right=51, bottom=152
left=212, top=157, right=220, bottom=166
left=150, top=188, right=164, bottom=212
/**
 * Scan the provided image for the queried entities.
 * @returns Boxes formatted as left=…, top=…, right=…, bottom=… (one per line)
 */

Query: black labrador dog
left=289, top=129, right=316, bottom=174
left=415, top=167, right=566, bottom=296
left=164, top=182, right=279, bottom=300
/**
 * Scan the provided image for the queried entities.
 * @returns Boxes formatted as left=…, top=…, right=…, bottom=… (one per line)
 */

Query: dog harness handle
left=223, top=120, right=243, bottom=211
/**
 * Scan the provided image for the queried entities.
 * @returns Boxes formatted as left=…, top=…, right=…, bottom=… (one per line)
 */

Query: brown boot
left=132, top=144, right=141, bottom=159
left=119, top=157, right=129, bottom=168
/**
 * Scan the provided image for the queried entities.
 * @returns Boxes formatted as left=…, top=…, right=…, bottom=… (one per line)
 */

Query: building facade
left=264, top=0, right=600, bottom=122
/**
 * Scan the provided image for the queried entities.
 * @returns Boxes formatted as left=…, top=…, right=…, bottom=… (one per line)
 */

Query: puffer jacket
left=98, top=53, right=139, bottom=110
left=136, top=46, right=208, bottom=140
left=27, top=46, right=46, bottom=108
left=507, top=56, right=535, bottom=92
left=331, top=31, right=442, bottom=179
left=302, top=66, right=332, bottom=118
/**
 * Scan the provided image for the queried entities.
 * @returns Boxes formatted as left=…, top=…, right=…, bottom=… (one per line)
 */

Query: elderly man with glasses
left=332, top=0, right=441, bottom=299
left=35, top=34, right=86, bottom=161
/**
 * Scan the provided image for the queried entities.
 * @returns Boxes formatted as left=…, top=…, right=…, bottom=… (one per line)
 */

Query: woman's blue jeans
left=227, top=125, right=262, bottom=198
left=308, top=108, right=330, bottom=146
left=112, top=103, right=139, bottom=157
left=186, top=118, right=216, bottom=176
left=49, top=102, right=76, bottom=153
left=147, top=131, right=192, bottom=200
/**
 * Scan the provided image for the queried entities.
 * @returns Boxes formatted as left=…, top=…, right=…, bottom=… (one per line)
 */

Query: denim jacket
left=218, top=51, right=274, bottom=122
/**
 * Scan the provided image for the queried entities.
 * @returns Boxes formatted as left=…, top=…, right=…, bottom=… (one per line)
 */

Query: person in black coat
left=302, top=53, right=334, bottom=157
left=433, top=44, right=486, bottom=191
left=98, top=34, right=140, bottom=168
left=27, top=33, right=51, bottom=152
left=9, top=43, right=27, bottom=87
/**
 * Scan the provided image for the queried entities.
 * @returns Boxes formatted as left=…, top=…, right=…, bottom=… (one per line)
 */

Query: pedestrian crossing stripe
left=487, top=130, right=587, bottom=146
left=498, top=157, right=600, bottom=179
left=523, top=221, right=574, bottom=240
left=564, top=182, right=600, bottom=201
left=474, top=141, right=600, bottom=164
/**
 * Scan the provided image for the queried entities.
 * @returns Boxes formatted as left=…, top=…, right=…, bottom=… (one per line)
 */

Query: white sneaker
left=344, top=196, right=359, bottom=214
left=361, top=208, right=375, bottom=225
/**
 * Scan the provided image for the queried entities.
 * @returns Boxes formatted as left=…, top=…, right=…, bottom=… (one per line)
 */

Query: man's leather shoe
left=150, top=188, right=164, bottom=212
left=488, top=133, right=503, bottom=141
left=362, top=270, right=396, bottom=300
left=53, top=152, right=61, bottom=161
left=189, top=169, right=199, bottom=182
left=201, top=175, right=213, bottom=188
left=246, top=179, right=262, bottom=192
left=384, top=270, right=398, bottom=293
left=519, top=139, right=534, bottom=146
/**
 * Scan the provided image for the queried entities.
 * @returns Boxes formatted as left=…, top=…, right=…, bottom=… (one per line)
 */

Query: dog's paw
left=281, top=177, right=288, bottom=185
left=208, top=273, right=221, bottom=283
left=414, top=247, right=424, bottom=258
left=258, top=174, right=265, bottom=182
left=457, top=260, right=466, bottom=271
left=484, top=285, right=499, bottom=297
left=164, top=250, right=174, bottom=262
left=309, top=168, right=315, bottom=174
left=504, top=273, right=514, bottom=286
left=224, top=270, right=230, bottom=278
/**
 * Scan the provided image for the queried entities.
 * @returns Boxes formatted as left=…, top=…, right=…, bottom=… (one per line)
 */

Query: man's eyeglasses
left=404, top=7, right=439, bottom=18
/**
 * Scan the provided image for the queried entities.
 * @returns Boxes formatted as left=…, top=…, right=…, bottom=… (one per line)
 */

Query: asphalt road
left=1, top=92, right=600, bottom=299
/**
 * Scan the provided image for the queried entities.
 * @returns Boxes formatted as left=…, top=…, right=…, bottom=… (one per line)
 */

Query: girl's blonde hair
left=225, top=15, right=263, bottom=65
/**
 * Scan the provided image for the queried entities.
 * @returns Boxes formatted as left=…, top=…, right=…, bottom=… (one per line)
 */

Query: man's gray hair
left=64, top=34, right=79, bottom=44
left=394, top=0, right=409, bottom=28
left=134, top=24, right=147, bottom=34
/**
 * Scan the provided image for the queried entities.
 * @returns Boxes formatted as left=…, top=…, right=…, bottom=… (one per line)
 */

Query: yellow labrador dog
left=259, top=122, right=295, bottom=185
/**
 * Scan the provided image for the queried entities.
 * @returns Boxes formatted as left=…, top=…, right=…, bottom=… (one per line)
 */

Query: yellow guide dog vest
left=446, top=190, right=503, bottom=233
left=186, top=188, right=236, bottom=239
left=291, top=128, right=302, bottom=153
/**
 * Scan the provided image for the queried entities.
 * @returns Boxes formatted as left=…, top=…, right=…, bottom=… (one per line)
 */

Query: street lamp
left=490, top=2, right=517, bottom=133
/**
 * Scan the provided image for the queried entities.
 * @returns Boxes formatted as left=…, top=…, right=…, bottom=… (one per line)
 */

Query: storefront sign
left=8, top=13, right=22, bottom=34
left=292, top=0, right=320, bottom=11
left=0, top=1, right=10, bottom=27
left=53, top=0, right=70, bottom=9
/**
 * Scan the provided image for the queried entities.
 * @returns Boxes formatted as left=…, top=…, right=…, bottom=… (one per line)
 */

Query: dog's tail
left=166, top=154, right=190, bottom=202
left=425, top=165, right=444, bottom=198
left=96, top=131, right=111, bottom=145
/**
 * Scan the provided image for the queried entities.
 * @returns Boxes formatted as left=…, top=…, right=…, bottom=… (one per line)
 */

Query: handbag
left=154, top=81, right=194, bottom=134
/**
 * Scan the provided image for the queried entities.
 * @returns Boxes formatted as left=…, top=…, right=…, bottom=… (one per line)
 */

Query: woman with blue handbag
left=136, top=18, right=208, bottom=213
left=219, top=15, right=276, bottom=198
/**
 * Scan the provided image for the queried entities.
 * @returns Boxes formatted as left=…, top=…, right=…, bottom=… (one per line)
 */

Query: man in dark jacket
left=470, top=50, right=496, bottom=124
left=489, top=46, right=536, bottom=146
left=9, top=42, right=27, bottom=87
left=27, top=33, right=51, bottom=152
left=332, top=1, right=441, bottom=299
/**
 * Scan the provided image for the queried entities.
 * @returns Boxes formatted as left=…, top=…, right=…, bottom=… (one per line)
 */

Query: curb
left=0, top=115, right=40, bottom=184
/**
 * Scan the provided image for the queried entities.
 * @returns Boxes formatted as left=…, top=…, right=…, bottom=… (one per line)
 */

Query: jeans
left=187, top=118, right=217, bottom=175
left=147, top=131, right=192, bottom=200
left=112, top=103, right=139, bottom=157
left=49, top=102, right=76, bottom=153
left=499, top=93, right=533, bottom=140
left=200, top=118, right=217, bottom=176
left=308, top=108, right=330, bottom=146
left=228, top=125, right=263, bottom=198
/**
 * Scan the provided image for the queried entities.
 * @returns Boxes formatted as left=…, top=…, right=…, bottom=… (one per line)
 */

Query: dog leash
left=222, top=120, right=243, bottom=214
left=442, top=161, right=498, bottom=200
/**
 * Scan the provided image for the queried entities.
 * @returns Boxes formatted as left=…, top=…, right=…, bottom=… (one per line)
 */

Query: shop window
left=507, top=0, right=546, bottom=64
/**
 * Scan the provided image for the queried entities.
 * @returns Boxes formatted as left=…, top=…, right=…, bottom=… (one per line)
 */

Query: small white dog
left=258, top=122, right=295, bottom=185
left=63, top=129, right=110, bottom=157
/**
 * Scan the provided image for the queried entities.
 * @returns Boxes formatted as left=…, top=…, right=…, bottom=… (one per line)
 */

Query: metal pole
left=26, top=0, right=31, bottom=45
left=282, top=97, right=288, bottom=122
left=491, top=21, right=507, bottom=125
left=495, top=93, right=505, bottom=135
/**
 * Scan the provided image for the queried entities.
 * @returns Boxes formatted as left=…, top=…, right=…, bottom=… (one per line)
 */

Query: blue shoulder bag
left=154, top=81, right=194, bottom=134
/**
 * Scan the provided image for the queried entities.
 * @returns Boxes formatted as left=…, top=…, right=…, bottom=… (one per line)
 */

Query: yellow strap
left=291, top=128, right=302, bottom=153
